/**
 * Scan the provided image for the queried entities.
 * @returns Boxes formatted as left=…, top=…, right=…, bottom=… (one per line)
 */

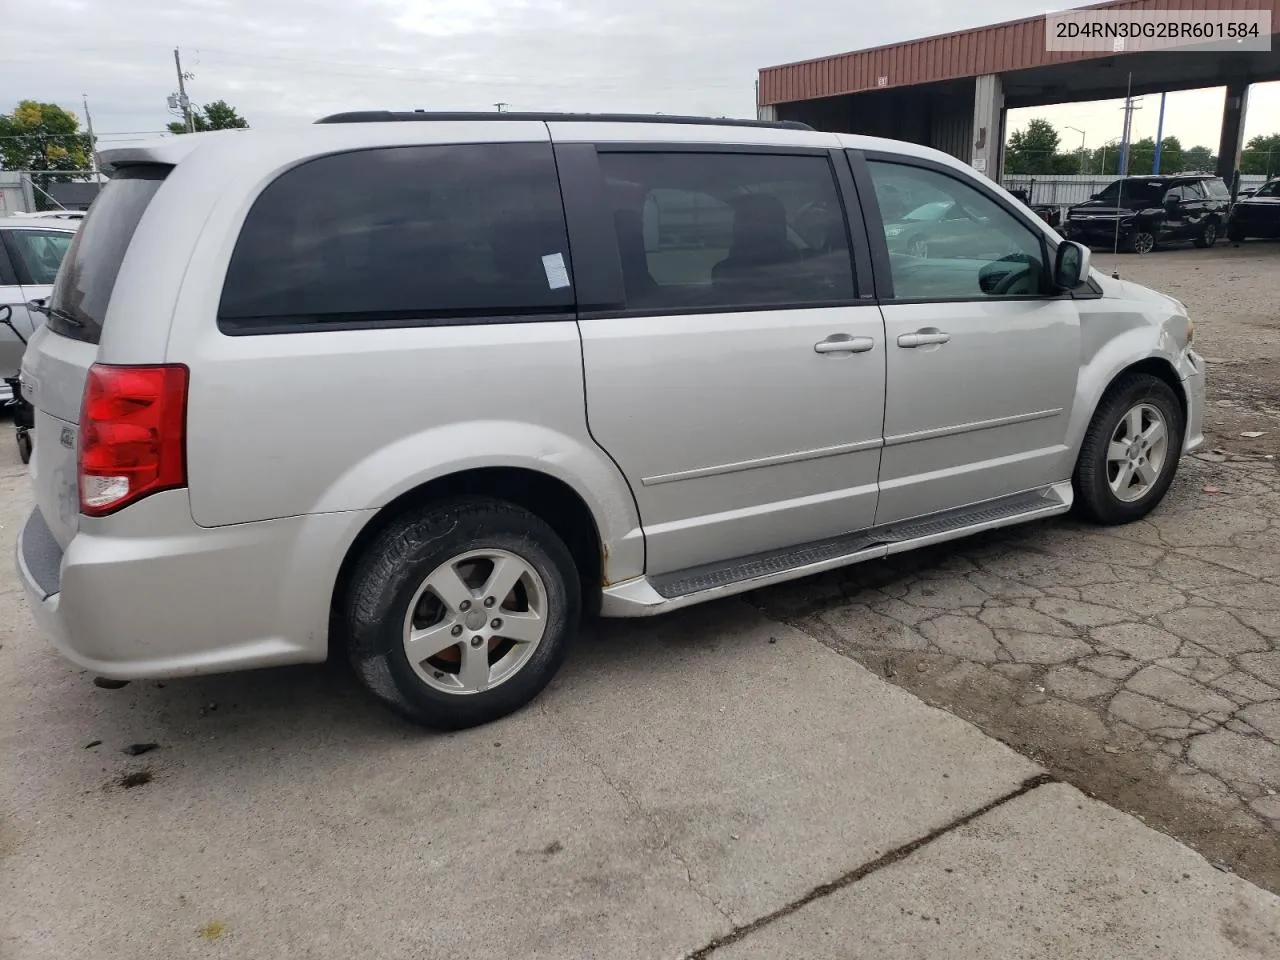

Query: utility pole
left=174, top=47, right=194, bottom=133
left=1152, top=92, right=1167, bottom=174
left=1118, top=90, right=1141, bottom=176
left=82, top=93, right=102, bottom=183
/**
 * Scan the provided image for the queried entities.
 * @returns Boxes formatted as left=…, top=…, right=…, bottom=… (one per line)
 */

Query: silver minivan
left=16, top=113, right=1204, bottom=728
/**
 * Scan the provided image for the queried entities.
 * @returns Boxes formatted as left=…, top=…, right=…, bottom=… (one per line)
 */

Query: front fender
left=313, top=420, right=645, bottom=583
left=1061, top=304, right=1192, bottom=475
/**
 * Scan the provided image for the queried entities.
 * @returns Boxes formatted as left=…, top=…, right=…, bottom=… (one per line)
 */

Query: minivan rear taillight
left=79, top=363, right=189, bottom=517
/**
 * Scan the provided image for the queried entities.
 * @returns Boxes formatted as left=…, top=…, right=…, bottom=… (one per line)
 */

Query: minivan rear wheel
left=1073, top=373, right=1185, bottom=524
left=343, top=497, right=580, bottom=729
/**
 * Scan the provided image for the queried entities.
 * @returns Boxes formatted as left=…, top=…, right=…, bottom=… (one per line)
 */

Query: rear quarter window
left=1205, top=179, right=1230, bottom=199
left=47, top=165, right=170, bottom=344
left=218, top=143, right=574, bottom=334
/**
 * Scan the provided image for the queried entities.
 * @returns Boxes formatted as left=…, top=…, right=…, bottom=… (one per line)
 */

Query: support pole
left=1216, top=80, right=1250, bottom=182
left=971, top=74, right=1004, bottom=181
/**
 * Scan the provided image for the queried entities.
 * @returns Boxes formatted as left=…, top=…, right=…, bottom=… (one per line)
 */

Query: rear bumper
left=16, top=491, right=374, bottom=679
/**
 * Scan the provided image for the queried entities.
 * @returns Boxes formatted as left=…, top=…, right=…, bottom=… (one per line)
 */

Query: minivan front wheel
left=344, top=498, right=580, bottom=729
left=1073, top=373, right=1185, bottom=524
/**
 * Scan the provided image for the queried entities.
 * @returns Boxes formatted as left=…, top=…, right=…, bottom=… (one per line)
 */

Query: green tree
left=1125, top=136, right=1184, bottom=175
left=167, top=99, right=249, bottom=135
left=0, top=101, right=92, bottom=209
left=1241, top=133, right=1280, bottom=176
left=1004, top=118, right=1060, bottom=175
left=1051, top=150, right=1084, bottom=174
left=1182, top=145, right=1215, bottom=173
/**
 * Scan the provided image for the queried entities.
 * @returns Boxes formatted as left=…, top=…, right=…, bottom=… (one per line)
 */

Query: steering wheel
left=986, top=258, right=1032, bottom=296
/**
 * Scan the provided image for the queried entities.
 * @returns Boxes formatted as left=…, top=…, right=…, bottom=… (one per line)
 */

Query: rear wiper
left=30, top=299, right=84, bottom=328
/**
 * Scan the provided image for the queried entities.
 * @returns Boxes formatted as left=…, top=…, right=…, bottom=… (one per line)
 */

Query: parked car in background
left=1063, top=174, right=1230, bottom=254
left=1006, top=187, right=1062, bottom=228
left=10, top=210, right=87, bottom=222
left=16, top=113, right=1202, bottom=730
left=0, top=217, right=78, bottom=404
left=1227, top=178, right=1280, bottom=241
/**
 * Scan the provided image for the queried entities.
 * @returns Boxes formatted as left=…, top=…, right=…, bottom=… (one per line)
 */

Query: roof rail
left=314, top=110, right=813, bottom=131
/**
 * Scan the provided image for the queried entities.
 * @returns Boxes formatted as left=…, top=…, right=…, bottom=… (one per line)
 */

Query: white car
left=0, top=217, right=78, bottom=403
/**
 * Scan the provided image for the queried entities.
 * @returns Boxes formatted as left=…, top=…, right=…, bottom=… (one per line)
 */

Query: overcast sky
left=3, top=0, right=1278, bottom=154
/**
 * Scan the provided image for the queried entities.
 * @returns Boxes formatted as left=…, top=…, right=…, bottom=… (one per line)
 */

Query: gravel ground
left=750, top=240, right=1280, bottom=893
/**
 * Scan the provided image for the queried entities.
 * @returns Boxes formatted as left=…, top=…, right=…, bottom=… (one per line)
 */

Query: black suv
left=1227, top=178, right=1280, bottom=241
left=1064, top=174, right=1230, bottom=254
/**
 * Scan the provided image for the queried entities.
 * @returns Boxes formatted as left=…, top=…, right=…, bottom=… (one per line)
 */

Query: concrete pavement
left=750, top=451, right=1280, bottom=891
left=1, top=440, right=1278, bottom=958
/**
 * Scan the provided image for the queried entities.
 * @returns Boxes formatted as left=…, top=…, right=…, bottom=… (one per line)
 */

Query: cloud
left=3, top=0, right=1067, bottom=137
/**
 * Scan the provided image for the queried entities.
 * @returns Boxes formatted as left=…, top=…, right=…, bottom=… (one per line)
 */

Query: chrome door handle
left=897, top=331, right=951, bottom=348
left=814, top=335, right=875, bottom=354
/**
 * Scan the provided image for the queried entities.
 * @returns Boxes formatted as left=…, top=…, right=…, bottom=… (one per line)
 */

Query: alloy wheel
left=1106, top=403, right=1169, bottom=502
left=401, top=549, right=548, bottom=695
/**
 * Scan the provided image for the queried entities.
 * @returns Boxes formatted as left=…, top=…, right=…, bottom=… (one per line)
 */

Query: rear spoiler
left=97, top=129, right=245, bottom=173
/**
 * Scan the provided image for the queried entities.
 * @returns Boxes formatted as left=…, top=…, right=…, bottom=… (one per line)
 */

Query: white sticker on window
left=542, top=252, right=570, bottom=290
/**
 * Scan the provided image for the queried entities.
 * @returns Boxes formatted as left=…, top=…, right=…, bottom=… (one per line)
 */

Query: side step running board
left=602, top=484, right=1072, bottom=617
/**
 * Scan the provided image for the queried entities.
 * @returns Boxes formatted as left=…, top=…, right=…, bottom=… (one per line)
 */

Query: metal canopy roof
left=758, top=0, right=1280, bottom=106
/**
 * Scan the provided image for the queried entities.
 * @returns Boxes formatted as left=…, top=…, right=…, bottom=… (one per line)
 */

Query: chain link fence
left=0, top=170, right=101, bottom=215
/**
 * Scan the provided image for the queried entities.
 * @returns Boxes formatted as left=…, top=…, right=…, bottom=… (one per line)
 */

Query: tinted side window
left=1166, top=186, right=1189, bottom=202
left=867, top=161, right=1048, bottom=301
left=1205, top=179, right=1230, bottom=199
left=598, top=151, right=855, bottom=312
left=219, top=143, right=573, bottom=332
left=1182, top=181, right=1207, bottom=199
left=8, top=229, right=74, bottom=285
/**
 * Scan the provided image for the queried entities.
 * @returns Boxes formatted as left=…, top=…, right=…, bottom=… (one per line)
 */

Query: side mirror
left=1164, top=194, right=1180, bottom=210
left=1054, top=241, right=1091, bottom=289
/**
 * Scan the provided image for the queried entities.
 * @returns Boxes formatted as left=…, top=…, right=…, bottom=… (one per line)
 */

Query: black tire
left=344, top=497, right=580, bottom=730
left=1194, top=220, right=1218, bottom=248
left=1228, top=225, right=1247, bottom=243
left=16, top=430, right=31, bottom=465
left=1128, top=231, right=1156, bottom=255
left=1072, top=373, right=1185, bottom=525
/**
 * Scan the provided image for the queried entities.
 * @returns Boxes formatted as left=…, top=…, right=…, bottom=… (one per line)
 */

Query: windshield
left=47, top=165, right=170, bottom=344
left=1253, top=180, right=1280, bottom=198
left=1092, top=179, right=1165, bottom=208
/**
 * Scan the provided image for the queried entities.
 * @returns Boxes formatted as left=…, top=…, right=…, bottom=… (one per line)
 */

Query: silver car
left=16, top=113, right=1204, bottom=729
left=0, top=217, right=77, bottom=402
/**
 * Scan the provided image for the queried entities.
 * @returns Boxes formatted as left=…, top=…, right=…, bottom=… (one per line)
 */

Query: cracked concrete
left=751, top=453, right=1280, bottom=892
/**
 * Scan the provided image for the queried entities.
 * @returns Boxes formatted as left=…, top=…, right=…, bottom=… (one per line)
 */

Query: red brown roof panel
left=759, top=0, right=1279, bottom=105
